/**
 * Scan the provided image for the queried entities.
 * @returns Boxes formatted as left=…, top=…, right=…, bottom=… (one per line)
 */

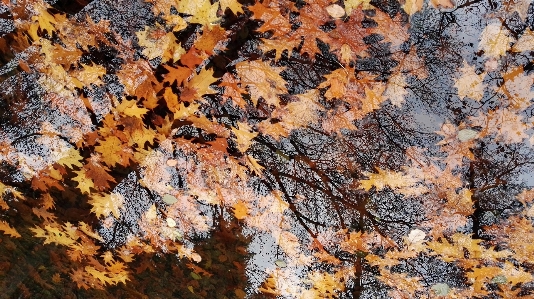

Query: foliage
left=0, top=0, right=534, bottom=298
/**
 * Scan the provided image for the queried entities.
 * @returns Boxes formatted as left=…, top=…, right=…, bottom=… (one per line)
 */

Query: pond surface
left=1, top=0, right=534, bottom=298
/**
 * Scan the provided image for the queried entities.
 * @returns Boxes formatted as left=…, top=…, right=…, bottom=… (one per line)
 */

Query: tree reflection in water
left=0, top=0, right=534, bottom=298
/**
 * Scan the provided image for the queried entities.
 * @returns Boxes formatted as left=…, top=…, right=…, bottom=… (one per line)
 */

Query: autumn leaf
left=176, top=0, right=220, bottom=25
left=72, top=169, right=95, bottom=194
left=116, top=99, right=149, bottom=118
left=430, top=0, right=455, bottom=8
left=94, top=136, right=133, bottom=167
left=359, top=168, right=422, bottom=195
left=403, top=0, right=424, bottom=16
left=56, top=148, right=83, bottom=169
left=479, top=22, right=515, bottom=58
left=235, top=60, right=287, bottom=107
left=0, top=221, right=21, bottom=238
left=455, top=61, right=485, bottom=101
left=88, top=193, right=124, bottom=219
left=219, top=0, right=244, bottom=14
left=232, top=201, right=249, bottom=220
left=136, top=25, right=184, bottom=62
left=232, top=122, right=258, bottom=153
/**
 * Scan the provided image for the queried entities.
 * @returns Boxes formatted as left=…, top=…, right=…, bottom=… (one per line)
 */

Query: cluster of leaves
left=0, top=0, right=534, bottom=297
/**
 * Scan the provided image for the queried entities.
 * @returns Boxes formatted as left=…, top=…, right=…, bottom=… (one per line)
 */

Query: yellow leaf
left=31, top=224, right=77, bottom=246
left=28, top=2, right=66, bottom=41
left=220, top=0, right=244, bottom=14
left=0, top=221, right=21, bottom=238
left=176, top=0, right=220, bottom=25
left=344, top=0, right=374, bottom=15
left=403, top=0, right=424, bottom=16
left=94, top=136, right=128, bottom=167
left=136, top=25, right=184, bottom=62
left=72, top=170, right=95, bottom=194
left=232, top=122, right=258, bottom=153
left=116, top=99, right=149, bottom=118
left=359, top=168, right=419, bottom=192
left=232, top=201, right=249, bottom=220
left=89, top=193, right=124, bottom=218
left=246, top=155, right=264, bottom=176
left=187, top=68, right=218, bottom=98
left=72, top=64, right=106, bottom=88
left=235, top=60, right=287, bottom=107
left=164, top=14, right=188, bottom=32
left=56, top=148, right=83, bottom=169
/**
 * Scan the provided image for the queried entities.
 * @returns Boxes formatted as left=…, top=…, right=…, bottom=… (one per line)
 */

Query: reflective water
left=1, top=0, right=534, bottom=298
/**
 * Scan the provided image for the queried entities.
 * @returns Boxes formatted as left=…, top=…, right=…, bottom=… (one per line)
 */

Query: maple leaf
left=176, top=0, right=220, bottom=25
left=56, top=147, right=83, bottom=169
left=305, top=271, right=346, bottom=298
left=72, top=169, right=95, bottom=194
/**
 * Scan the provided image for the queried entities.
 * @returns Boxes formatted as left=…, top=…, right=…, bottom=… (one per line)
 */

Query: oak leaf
left=235, top=60, right=287, bottom=107
left=84, top=156, right=117, bottom=191
left=0, top=221, right=21, bottom=238
left=88, top=193, right=124, bottom=219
